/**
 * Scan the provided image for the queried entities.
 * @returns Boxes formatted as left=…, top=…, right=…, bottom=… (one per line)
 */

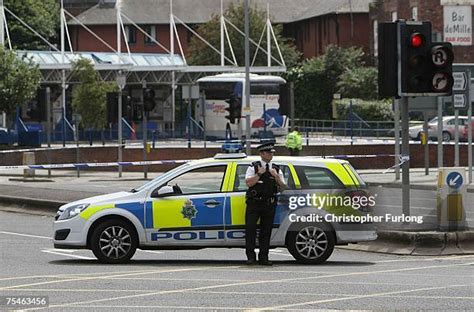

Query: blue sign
left=446, top=172, right=463, bottom=189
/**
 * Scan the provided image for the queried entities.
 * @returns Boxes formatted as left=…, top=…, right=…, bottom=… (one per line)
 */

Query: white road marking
left=0, top=266, right=241, bottom=291
left=30, top=261, right=474, bottom=310
left=0, top=231, right=51, bottom=240
left=256, top=284, right=473, bottom=311
left=139, top=250, right=164, bottom=254
left=41, top=249, right=95, bottom=260
left=374, top=254, right=474, bottom=263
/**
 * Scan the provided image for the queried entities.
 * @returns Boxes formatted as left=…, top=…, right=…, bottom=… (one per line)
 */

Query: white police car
left=53, top=153, right=377, bottom=264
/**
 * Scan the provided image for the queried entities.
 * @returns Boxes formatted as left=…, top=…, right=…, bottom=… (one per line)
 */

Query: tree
left=187, top=2, right=301, bottom=67
left=0, top=46, right=41, bottom=123
left=4, top=0, right=59, bottom=50
left=286, top=45, right=378, bottom=120
left=71, top=58, right=116, bottom=130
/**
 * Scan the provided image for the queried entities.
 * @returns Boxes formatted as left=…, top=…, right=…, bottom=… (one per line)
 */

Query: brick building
left=369, top=0, right=474, bottom=63
left=68, top=0, right=372, bottom=61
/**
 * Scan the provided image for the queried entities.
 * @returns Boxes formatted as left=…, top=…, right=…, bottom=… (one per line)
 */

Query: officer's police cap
left=257, top=142, right=275, bottom=152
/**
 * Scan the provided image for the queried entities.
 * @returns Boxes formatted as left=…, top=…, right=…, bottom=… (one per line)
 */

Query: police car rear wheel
left=91, top=220, right=137, bottom=264
left=287, top=224, right=335, bottom=264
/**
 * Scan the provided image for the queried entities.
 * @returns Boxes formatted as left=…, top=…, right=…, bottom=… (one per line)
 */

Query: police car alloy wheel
left=90, top=219, right=138, bottom=264
left=286, top=223, right=335, bottom=264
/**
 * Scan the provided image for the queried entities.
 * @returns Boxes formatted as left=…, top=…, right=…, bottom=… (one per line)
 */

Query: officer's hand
left=257, top=167, right=266, bottom=175
left=270, top=168, right=279, bottom=178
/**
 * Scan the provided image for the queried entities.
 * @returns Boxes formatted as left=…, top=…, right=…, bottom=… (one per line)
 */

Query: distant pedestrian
left=285, top=127, right=303, bottom=156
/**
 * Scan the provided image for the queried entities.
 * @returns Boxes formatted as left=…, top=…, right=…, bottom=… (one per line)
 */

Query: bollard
left=436, top=167, right=467, bottom=231
left=22, top=152, right=35, bottom=178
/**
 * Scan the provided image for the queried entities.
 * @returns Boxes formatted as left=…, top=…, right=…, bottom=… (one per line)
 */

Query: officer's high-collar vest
left=247, top=160, right=279, bottom=201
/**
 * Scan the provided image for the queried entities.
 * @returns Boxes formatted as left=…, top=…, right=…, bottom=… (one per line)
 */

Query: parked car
left=409, top=116, right=468, bottom=142
left=53, top=154, right=376, bottom=264
left=408, top=117, right=438, bottom=140
left=462, top=119, right=474, bottom=141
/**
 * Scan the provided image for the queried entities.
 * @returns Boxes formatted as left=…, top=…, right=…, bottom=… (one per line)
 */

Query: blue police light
left=221, top=140, right=243, bottom=153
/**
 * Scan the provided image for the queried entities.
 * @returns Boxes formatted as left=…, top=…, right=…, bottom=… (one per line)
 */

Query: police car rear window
left=294, top=166, right=344, bottom=189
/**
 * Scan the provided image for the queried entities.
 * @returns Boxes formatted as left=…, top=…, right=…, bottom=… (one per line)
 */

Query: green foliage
left=71, top=58, right=117, bottom=130
left=0, top=46, right=41, bottom=117
left=285, top=45, right=378, bottom=120
left=335, top=99, right=394, bottom=121
left=187, top=2, right=301, bottom=67
left=4, top=0, right=59, bottom=50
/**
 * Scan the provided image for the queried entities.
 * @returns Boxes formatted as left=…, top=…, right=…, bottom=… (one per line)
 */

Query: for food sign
left=444, top=5, right=472, bottom=45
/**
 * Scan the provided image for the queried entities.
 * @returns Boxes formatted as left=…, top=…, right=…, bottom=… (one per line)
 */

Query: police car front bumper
left=53, top=215, right=89, bottom=248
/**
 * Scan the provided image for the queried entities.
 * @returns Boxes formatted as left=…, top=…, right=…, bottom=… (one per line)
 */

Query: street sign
left=453, top=72, right=468, bottom=91
left=453, top=94, right=468, bottom=109
left=446, top=171, right=464, bottom=189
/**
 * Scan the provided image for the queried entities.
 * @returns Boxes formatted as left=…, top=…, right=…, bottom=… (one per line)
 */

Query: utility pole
left=244, top=0, right=251, bottom=155
left=0, top=0, right=4, bottom=46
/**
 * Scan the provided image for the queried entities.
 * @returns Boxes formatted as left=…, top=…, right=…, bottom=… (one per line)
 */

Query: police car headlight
left=57, top=204, right=90, bottom=221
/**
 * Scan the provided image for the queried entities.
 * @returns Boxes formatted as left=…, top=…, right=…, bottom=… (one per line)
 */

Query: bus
left=196, top=73, right=288, bottom=139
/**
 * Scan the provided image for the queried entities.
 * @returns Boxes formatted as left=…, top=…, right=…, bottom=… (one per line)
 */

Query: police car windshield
left=131, top=162, right=191, bottom=192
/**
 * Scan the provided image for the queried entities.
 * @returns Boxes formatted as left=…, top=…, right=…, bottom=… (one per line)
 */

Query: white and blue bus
left=196, top=73, right=289, bottom=139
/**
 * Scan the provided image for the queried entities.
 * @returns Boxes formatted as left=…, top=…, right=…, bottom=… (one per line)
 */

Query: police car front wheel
left=91, top=219, right=138, bottom=264
left=286, top=224, right=335, bottom=264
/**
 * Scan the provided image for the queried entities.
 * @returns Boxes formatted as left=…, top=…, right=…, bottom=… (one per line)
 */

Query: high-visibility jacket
left=285, top=131, right=302, bottom=150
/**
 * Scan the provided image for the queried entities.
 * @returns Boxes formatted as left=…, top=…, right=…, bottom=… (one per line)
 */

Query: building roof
left=17, top=50, right=185, bottom=70
left=69, top=0, right=371, bottom=26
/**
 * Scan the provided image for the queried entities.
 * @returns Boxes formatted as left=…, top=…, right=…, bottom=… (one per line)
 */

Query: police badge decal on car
left=181, top=199, right=198, bottom=220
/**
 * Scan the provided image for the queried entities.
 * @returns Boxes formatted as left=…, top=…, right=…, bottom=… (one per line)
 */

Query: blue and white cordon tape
left=0, top=160, right=190, bottom=171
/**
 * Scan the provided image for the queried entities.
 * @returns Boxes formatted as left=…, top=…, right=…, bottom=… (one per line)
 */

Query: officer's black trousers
left=245, top=200, right=275, bottom=260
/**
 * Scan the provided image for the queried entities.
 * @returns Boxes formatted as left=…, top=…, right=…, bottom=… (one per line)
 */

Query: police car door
left=224, top=161, right=297, bottom=246
left=146, top=163, right=231, bottom=246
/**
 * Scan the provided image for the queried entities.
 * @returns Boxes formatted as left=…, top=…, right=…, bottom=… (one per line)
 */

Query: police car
left=53, top=154, right=377, bottom=264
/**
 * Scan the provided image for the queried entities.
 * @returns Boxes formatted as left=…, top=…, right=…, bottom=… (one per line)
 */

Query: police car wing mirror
left=155, top=185, right=175, bottom=197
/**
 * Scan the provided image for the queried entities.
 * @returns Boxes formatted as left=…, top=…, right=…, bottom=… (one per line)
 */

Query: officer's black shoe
left=246, top=259, right=257, bottom=265
left=258, top=259, right=273, bottom=266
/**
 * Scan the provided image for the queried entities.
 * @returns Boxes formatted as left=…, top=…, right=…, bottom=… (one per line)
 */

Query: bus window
left=250, top=83, right=280, bottom=95
left=200, top=82, right=242, bottom=100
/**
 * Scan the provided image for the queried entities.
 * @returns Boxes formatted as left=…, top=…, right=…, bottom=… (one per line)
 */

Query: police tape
left=0, top=160, right=190, bottom=171
left=327, top=154, right=397, bottom=159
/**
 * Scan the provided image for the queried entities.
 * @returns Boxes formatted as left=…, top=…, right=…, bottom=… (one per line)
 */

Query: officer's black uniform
left=245, top=143, right=281, bottom=265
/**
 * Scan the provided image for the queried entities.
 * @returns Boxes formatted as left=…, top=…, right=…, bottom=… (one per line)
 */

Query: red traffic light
left=410, top=33, right=424, bottom=48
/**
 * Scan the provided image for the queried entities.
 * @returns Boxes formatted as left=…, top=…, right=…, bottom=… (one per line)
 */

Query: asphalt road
left=0, top=210, right=473, bottom=311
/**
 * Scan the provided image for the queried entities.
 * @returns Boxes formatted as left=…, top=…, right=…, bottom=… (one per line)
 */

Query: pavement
left=1, top=210, right=474, bottom=311
left=0, top=168, right=472, bottom=256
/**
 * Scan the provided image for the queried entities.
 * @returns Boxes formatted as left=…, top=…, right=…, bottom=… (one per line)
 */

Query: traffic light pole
left=437, top=97, right=443, bottom=168
left=400, top=96, right=410, bottom=217
left=118, top=89, right=123, bottom=178
left=394, top=98, right=401, bottom=180
left=244, top=0, right=251, bottom=155
left=454, top=108, right=459, bottom=167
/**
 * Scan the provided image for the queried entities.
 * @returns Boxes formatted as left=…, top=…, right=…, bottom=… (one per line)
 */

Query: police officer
left=245, top=142, right=286, bottom=265
left=285, top=126, right=303, bottom=156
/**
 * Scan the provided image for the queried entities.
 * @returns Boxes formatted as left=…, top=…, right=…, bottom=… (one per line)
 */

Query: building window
left=124, top=25, right=136, bottom=44
left=373, top=20, right=378, bottom=57
left=412, top=7, right=418, bottom=21
left=391, top=11, right=397, bottom=22
left=144, top=25, right=156, bottom=44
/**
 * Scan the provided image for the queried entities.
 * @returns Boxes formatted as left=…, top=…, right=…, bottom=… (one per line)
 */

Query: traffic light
left=143, top=88, right=156, bottom=112
left=26, top=89, right=47, bottom=122
left=398, top=21, right=454, bottom=96
left=224, top=94, right=242, bottom=124
left=378, top=22, right=398, bottom=98
left=106, top=92, right=132, bottom=123
left=132, top=103, right=143, bottom=122
left=429, top=42, right=454, bottom=94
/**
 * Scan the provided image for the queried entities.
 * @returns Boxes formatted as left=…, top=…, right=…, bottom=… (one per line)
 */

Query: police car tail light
left=344, top=190, right=371, bottom=213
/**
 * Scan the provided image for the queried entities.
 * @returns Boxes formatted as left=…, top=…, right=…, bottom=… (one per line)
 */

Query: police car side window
left=294, top=166, right=343, bottom=189
left=233, top=164, right=295, bottom=191
left=159, top=165, right=227, bottom=195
